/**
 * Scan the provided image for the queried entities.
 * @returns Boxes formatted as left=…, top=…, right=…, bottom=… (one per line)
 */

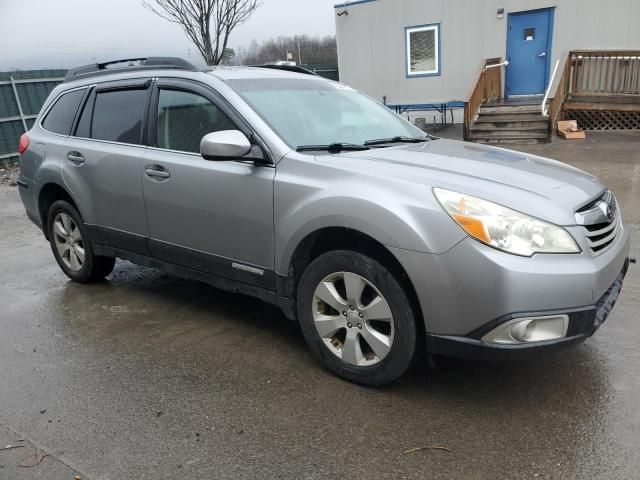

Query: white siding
left=336, top=0, right=640, bottom=105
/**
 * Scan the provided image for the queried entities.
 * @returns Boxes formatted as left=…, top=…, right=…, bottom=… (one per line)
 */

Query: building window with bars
left=406, top=24, right=440, bottom=77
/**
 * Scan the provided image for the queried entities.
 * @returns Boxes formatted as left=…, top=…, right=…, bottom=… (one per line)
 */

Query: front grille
left=583, top=215, right=621, bottom=255
left=576, top=191, right=620, bottom=256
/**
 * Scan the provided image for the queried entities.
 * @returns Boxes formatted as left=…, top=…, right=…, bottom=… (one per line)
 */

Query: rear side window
left=156, top=89, right=236, bottom=153
left=41, top=89, right=85, bottom=135
left=90, top=89, right=148, bottom=145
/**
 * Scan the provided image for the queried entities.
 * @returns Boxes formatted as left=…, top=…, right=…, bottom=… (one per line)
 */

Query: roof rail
left=63, top=57, right=197, bottom=82
left=253, top=64, right=318, bottom=76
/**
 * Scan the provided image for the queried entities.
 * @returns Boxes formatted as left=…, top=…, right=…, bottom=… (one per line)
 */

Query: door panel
left=141, top=149, right=275, bottom=287
left=62, top=138, right=149, bottom=253
left=506, top=9, right=553, bottom=96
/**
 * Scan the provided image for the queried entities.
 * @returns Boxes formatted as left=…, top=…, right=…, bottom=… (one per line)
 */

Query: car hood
left=333, top=139, right=605, bottom=226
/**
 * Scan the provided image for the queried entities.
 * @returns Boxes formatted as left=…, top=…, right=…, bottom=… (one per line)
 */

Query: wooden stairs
left=464, top=51, right=640, bottom=145
left=468, top=103, right=550, bottom=145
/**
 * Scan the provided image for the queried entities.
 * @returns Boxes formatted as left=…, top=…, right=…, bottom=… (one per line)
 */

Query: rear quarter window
left=41, top=89, right=85, bottom=135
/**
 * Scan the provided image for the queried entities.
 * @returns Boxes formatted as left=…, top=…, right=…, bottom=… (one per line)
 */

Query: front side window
left=156, top=89, right=236, bottom=153
left=91, top=88, right=147, bottom=144
left=42, top=89, right=85, bottom=135
left=406, top=24, right=440, bottom=77
left=227, top=78, right=426, bottom=149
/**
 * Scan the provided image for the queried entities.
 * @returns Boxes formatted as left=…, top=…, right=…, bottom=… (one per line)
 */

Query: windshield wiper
left=364, top=136, right=430, bottom=146
left=296, top=142, right=370, bottom=153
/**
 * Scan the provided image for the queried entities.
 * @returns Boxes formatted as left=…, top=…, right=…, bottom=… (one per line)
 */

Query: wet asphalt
left=0, top=131, right=639, bottom=480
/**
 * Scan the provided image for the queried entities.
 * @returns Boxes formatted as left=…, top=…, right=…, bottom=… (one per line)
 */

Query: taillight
left=18, top=133, right=29, bottom=155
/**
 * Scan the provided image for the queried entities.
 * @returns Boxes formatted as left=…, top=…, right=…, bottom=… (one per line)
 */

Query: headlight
left=434, top=188, right=580, bottom=256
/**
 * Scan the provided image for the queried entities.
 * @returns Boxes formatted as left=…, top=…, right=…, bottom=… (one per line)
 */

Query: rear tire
left=297, top=250, right=417, bottom=386
left=47, top=200, right=115, bottom=283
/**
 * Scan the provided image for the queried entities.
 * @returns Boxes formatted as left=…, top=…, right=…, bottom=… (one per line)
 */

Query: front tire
left=47, top=200, right=115, bottom=283
left=297, top=250, right=417, bottom=386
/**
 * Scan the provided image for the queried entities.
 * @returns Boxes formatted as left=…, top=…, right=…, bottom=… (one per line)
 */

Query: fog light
left=482, top=315, right=569, bottom=344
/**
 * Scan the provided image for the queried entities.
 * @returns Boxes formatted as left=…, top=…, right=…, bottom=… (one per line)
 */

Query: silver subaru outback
left=17, top=58, right=630, bottom=385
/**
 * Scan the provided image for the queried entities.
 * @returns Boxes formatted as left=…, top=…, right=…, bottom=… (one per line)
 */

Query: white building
left=335, top=0, right=640, bottom=120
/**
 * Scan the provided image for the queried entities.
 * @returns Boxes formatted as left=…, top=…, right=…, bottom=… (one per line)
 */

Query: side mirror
left=200, top=130, right=252, bottom=161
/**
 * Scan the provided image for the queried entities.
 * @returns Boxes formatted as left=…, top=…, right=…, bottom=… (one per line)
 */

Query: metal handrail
left=542, top=59, right=561, bottom=116
left=484, top=60, right=509, bottom=70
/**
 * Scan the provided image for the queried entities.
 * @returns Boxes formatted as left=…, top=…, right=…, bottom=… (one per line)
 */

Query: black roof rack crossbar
left=252, top=64, right=318, bottom=76
left=64, top=57, right=197, bottom=82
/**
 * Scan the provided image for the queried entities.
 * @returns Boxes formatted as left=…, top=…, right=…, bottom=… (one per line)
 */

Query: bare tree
left=143, top=0, right=262, bottom=66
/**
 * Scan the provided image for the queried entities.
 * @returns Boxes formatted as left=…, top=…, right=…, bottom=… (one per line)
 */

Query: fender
left=274, top=156, right=467, bottom=276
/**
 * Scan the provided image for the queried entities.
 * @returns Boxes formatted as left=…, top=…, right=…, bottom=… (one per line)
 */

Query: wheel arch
left=282, top=226, right=425, bottom=339
left=38, top=182, right=81, bottom=240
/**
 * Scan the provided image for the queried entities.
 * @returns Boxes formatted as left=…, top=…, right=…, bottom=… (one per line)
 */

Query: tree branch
left=143, top=0, right=262, bottom=66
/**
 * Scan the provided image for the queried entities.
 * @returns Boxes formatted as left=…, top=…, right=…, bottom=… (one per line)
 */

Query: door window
left=523, top=28, right=536, bottom=41
left=89, top=89, right=148, bottom=145
left=41, top=89, right=85, bottom=135
left=156, top=89, right=236, bottom=153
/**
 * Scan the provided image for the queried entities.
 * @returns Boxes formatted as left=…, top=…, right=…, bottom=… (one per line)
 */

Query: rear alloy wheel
left=297, top=250, right=417, bottom=386
left=52, top=212, right=86, bottom=272
left=47, top=200, right=115, bottom=283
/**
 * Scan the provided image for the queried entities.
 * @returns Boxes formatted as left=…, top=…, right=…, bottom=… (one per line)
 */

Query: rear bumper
left=17, top=175, right=42, bottom=230
left=425, top=258, right=629, bottom=361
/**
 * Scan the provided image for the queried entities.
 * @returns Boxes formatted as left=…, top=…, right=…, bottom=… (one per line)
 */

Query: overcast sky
left=0, top=0, right=338, bottom=70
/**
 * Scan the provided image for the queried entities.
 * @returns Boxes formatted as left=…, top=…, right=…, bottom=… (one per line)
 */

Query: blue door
left=505, top=8, right=554, bottom=96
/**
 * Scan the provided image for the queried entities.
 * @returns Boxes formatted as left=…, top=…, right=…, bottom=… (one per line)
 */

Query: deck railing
left=569, top=50, right=640, bottom=95
left=463, top=57, right=503, bottom=140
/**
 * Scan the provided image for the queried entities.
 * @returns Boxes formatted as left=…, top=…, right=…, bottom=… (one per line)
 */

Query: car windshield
left=226, top=77, right=429, bottom=150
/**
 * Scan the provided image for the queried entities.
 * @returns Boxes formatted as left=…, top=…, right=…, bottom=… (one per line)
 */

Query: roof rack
left=253, top=64, right=318, bottom=76
left=64, top=57, right=197, bottom=82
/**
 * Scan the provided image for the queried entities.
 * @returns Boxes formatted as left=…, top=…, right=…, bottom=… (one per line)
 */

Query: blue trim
left=505, top=7, right=555, bottom=96
left=333, top=0, right=377, bottom=8
left=546, top=8, right=555, bottom=89
left=385, top=101, right=464, bottom=111
left=405, top=23, right=441, bottom=79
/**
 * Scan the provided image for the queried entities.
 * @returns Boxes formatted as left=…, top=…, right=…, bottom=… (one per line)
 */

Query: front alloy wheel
left=312, top=272, right=394, bottom=367
left=297, top=250, right=418, bottom=386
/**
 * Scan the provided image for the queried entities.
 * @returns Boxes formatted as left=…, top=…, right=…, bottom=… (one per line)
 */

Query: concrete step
left=474, top=113, right=548, bottom=123
left=471, top=122, right=549, bottom=131
left=479, top=105, right=541, bottom=115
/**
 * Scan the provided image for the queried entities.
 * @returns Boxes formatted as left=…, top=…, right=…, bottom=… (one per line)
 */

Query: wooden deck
left=548, top=50, right=640, bottom=131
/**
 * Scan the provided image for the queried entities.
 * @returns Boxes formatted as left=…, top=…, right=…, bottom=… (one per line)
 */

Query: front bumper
left=425, top=258, right=629, bottom=361
left=389, top=221, right=630, bottom=336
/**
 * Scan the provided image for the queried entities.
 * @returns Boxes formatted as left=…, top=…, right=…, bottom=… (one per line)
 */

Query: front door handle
left=144, top=165, right=170, bottom=179
left=67, top=151, right=85, bottom=164
left=538, top=52, right=547, bottom=57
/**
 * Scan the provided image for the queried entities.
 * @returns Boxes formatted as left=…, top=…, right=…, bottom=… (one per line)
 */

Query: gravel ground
left=0, top=164, right=19, bottom=187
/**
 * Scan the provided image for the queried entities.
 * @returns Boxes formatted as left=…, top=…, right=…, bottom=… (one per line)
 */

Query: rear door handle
left=67, top=151, right=85, bottom=164
left=538, top=52, right=547, bottom=57
left=144, top=165, right=171, bottom=179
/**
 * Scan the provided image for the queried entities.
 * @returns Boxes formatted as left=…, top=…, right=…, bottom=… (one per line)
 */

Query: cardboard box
left=557, top=120, right=586, bottom=140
